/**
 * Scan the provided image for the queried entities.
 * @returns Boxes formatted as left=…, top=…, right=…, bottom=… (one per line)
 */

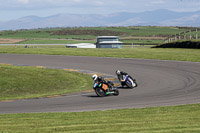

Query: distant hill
left=0, top=9, right=200, bottom=30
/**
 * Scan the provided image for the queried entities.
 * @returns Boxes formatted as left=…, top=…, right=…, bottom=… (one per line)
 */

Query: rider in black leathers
left=92, top=74, right=113, bottom=90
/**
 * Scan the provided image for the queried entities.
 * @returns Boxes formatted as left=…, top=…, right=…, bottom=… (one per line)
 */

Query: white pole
left=196, top=29, right=198, bottom=39
left=184, top=32, right=186, bottom=40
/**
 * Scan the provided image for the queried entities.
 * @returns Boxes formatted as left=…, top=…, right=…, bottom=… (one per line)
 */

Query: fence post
left=196, top=29, right=198, bottom=39
left=190, top=30, right=192, bottom=40
left=184, top=32, right=186, bottom=40
left=179, top=33, right=181, bottom=40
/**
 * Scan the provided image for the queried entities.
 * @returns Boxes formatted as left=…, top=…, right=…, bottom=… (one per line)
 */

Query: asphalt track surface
left=0, top=54, right=200, bottom=114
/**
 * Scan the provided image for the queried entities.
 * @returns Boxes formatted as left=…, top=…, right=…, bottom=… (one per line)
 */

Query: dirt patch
left=51, top=29, right=126, bottom=36
left=0, top=38, right=25, bottom=44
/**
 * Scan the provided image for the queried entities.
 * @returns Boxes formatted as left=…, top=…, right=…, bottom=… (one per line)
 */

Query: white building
left=96, top=36, right=123, bottom=48
left=66, top=43, right=96, bottom=48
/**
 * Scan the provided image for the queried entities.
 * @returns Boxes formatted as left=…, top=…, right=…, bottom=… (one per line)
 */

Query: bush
left=154, top=41, right=200, bottom=49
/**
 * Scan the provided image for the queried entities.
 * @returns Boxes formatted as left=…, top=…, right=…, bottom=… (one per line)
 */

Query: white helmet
left=92, top=74, right=98, bottom=80
left=116, top=70, right=120, bottom=75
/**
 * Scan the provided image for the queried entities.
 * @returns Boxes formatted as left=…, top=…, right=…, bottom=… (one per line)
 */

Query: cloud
left=17, top=0, right=29, bottom=4
left=72, top=0, right=83, bottom=3
left=0, top=0, right=199, bottom=11
left=93, top=1, right=104, bottom=6
left=151, top=0, right=165, bottom=4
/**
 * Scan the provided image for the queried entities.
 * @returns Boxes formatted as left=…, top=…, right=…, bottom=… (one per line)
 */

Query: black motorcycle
left=93, top=81, right=119, bottom=97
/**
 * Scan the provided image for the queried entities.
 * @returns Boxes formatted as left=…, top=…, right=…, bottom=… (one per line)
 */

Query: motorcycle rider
left=92, top=74, right=103, bottom=83
left=116, top=70, right=128, bottom=79
left=116, top=70, right=129, bottom=87
left=92, top=74, right=113, bottom=91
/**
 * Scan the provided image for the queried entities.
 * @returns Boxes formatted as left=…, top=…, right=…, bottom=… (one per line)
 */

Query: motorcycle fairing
left=93, top=82, right=98, bottom=88
left=102, top=84, right=108, bottom=90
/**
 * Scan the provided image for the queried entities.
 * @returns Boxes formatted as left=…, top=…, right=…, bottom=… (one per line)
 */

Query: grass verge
left=0, top=45, right=200, bottom=62
left=17, top=39, right=95, bottom=44
left=0, top=64, right=92, bottom=100
left=0, top=103, right=200, bottom=132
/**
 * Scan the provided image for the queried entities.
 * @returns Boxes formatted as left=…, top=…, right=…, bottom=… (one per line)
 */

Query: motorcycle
left=120, top=75, right=137, bottom=88
left=93, top=81, right=119, bottom=97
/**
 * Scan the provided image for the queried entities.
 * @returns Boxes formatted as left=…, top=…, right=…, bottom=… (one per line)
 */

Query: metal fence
left=164, top=29, right=199, bottom=43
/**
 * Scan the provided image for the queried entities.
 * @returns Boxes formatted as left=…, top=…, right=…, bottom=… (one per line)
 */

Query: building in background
left=66, top=43, right=96, bottom=48
left=96, top=36, right=123, bottom=48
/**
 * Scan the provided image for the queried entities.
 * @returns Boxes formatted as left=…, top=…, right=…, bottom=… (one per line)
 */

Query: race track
left=0, top=54, right=200, bottom=114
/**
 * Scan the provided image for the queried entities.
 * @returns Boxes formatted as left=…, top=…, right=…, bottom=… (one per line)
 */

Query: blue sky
left=0, top=0, right=200, bottom=21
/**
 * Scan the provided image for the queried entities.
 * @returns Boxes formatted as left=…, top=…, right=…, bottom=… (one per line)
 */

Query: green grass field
left=17, top=39, right=95, bottom=44
left=17, top=39, right=162, bottom=45
left=1, top=26, right=195, bottom=45
left=122, top=39, right=163, bottom=44
left=0, top=45, right=200, bottom=62
left=0, top=27, right=186, bottom=39
left=1, top=103, right=200, bottom=132
left=0, top=64, right=92, bottom=100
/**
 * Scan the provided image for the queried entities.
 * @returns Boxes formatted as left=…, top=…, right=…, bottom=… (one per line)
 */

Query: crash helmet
left=92, top=74, right=98, bottom=81
left=116, top=70, right=120, bottom=75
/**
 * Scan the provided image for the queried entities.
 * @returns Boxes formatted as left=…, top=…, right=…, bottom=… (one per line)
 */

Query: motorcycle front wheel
left=95, top=88, right=106, bottom=97
left=126, top=78, right=137, bottom=88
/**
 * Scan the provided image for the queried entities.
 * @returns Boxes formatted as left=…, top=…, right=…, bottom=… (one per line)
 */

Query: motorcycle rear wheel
left=95, top=88, right=106, bottom=97
left=113, top=89, right=119, bottom=96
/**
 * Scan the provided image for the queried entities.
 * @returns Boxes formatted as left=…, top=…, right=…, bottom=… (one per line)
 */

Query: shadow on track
left=115, top=86, right=135, bottom=89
